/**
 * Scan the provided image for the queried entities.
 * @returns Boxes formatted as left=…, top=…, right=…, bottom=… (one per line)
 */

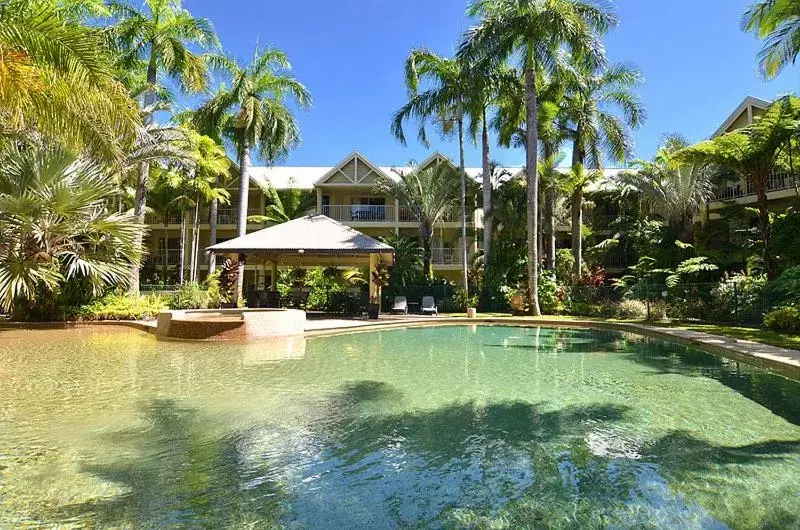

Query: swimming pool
left=1, top=325, right=798, bottom=528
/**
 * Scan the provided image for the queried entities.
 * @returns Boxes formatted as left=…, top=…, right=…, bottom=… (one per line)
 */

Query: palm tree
left=249, top=179, right=315, bottom=224
left=377, top=234, right=424, bottom=288
left=108, top=0, right=219, bottom=292
left=0, top=145, right=142, bottom=314
left=742, top=0, right=800, bottom=79
left=459, top=0, right=616, bottom=315
left=374, top=163, right=460, bottom=279
left=184, top=131, right=230, bottom=283
left=493, top=65, right=571, bottom=271
left=391, top=49, right=473, bottom=295
left=195, top=47, right=311, bottom=302
left=615, top=135, right=714, bottom=243
left=564, top=61, right=645, bottom=277
left=0, top=0, right=140, bottom=159
left=677, top=96, right=800, bottom=277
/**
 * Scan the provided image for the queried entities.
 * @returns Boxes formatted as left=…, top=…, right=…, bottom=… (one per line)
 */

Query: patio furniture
left=421, top=296, right=438, bottom=315
left=392, top=296, right=408, bottom=314
left=407, top=301, right=420, bottom=314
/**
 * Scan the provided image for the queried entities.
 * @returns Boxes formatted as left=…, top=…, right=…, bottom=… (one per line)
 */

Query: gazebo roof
left=206, top=214, right=394, bottom=256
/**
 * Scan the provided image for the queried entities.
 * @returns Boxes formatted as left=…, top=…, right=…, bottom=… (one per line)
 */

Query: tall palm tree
left=108, top=0, right=219, bottom=292
left=195, top=47, right=311, bottom=302
left=615, top=135, right=714, bottom=243
left=460, top=0, right=616, bottom=315
left=0, top=145, right=143, bottom=314
left=677, top=96, right=800, bottom=277
left=493, top=65, right=571, bottom=271
left=0, top=0, right=140, bottom=160
left=743, top=0, right=800, bottom=79
left=462, top=63, right=520, bottom=273
left=564, top=61, right=645, bottom=277
left=374, top=163, right=460, bottom=279
left=391, top=49, right=473, bottom=295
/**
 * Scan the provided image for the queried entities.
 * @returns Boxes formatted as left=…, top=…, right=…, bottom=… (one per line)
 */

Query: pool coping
left=3, top=317, right=799, bottom=376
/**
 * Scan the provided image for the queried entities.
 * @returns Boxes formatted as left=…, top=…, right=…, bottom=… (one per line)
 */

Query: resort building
left=708, top=96, right=798, bottom=217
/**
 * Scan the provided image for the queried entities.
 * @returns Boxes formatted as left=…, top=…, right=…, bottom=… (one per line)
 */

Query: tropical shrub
left=763, top=306, right=800, bottom=332
left=453, top=288, right=479, bottom=311
left=710, top=272, right=767, bottom=321
left=538, top=270, right=563, bottom=314
left=616, top=299, right=647, bottom=319
left=169, top=282, right=209, bottom=309
left=305, top=267, right=347, bottom=310
left=75, top=293, right=167, bottom=321
left=500, top=286, right=527, bottom=315
left=555, top=249, right=575, bottom=285
left=769, top=266, right=800, bottom=305
left=0, top=147, right=142, bottom=317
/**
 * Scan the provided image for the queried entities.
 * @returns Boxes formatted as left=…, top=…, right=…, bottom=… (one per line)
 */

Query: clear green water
left=1, top=325, right=799, bottom=529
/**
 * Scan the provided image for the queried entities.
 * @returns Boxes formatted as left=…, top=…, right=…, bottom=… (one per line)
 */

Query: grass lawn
left=442, top=313, right=800, bottom=351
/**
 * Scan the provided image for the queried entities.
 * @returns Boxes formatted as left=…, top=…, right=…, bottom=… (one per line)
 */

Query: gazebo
left=206, top=214, right=394, bottom=306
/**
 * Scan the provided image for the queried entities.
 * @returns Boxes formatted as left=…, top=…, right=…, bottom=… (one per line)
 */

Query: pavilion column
left=270, top=261, right=278, bottom=290
left=369, top=253, right=378, bottom=305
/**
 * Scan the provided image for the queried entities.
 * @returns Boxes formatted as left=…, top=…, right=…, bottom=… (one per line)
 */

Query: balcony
left=147, top=249, right=180, bottom=267
left=399, top=206, right=460, bottom=223
left=713, top=171, right=797, bottom=201
left=431, top=247, right=462, bottom=265
left=322, top=204, right=395, bottom=223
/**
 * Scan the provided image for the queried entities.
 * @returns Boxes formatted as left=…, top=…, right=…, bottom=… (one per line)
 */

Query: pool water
left=1, top=325, right=799, bottom=528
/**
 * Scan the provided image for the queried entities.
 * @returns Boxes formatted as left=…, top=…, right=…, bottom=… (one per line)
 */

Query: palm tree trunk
left=208, top=196, right=218, bottom=275
left=190, top=199, right=200, bottom=283
left=162, top=220, right=169, bottom=283
left=545, top=189, right=556, bottom=270
left=571, top=129, right=585, bottom=280
left=571, top=188, right=583, bottom=279
left=524, top=56, right=541, bottom=316
left=753, top=174, right=774, bottom=278
left=481, top=108, right=492, bottom=273
left=129, top=49, right=159, bottom=295
left=457, top=110, right=469, bottom=297
left=235, top=135, right=251, bottom=304
left=420, top=222, right=433, bottom=280
left=178, top=210, right=187, bottom=285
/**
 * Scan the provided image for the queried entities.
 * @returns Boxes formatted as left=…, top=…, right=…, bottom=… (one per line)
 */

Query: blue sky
left=183, top=0, right=799, bottom=168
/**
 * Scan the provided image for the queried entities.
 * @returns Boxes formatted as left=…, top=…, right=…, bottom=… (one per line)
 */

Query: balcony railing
left=713, top=171, right=798, bottom=201
left=322, top=204, right=395, bottom=222
left=147, top=249, right=180, bottom=267
left=145, top=212, right=182, bottom=225
left=431, top=247, right=461, bottom=265
left=399, top=206, right=460, bottom=223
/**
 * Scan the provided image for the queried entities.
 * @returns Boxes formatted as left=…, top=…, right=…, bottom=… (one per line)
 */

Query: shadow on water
left=55, top=399, right=289, bottom=528
left=50, top=383, right=800, bottom=528
left=489, top=327, right=800, bottom=427
left=623, top=338, right=800, bottom=426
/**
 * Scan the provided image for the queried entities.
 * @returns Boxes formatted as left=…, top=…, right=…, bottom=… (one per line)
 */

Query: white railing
left=322, top=204, right=395, bottom=222
left=145, top=212, right=182, bottom=225
left=399, top=207, right=460, bottom=223
left=148, top=249, right=180, bottom=266
left=431, top=247, right=461, bottom=265
left=714, top=171, right=798, bottom=201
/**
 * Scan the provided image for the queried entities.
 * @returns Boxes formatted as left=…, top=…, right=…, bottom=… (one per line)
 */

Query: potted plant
left=368, top=257, right=390, bottom=319
left=466, top=295, right=479, bottom=319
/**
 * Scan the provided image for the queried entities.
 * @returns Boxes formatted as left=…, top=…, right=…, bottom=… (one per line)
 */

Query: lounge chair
left=421, top=296, right=438, bottom=315
left=392, top=296, right=408, bottom=314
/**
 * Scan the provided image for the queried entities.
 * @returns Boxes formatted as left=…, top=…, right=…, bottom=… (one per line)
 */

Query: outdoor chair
left=421, top=296, right=438, bottom=315
left=392, top=296, right=408, bottom=314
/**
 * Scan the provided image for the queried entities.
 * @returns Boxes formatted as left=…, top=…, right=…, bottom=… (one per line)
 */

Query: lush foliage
left=169, top=282, right=209, bottom=309
left=763, top=306, right=800, bottom=332
left=75, top=293, right=167, bottom=321
left=0, top=147, right=142, bottom=314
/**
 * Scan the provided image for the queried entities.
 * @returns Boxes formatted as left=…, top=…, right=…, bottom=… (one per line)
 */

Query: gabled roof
left=206, top=214, right=394, bottom=255
left=314, top=151, right=391, bottom=185
left=712, top=96, right=772, bottom=138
